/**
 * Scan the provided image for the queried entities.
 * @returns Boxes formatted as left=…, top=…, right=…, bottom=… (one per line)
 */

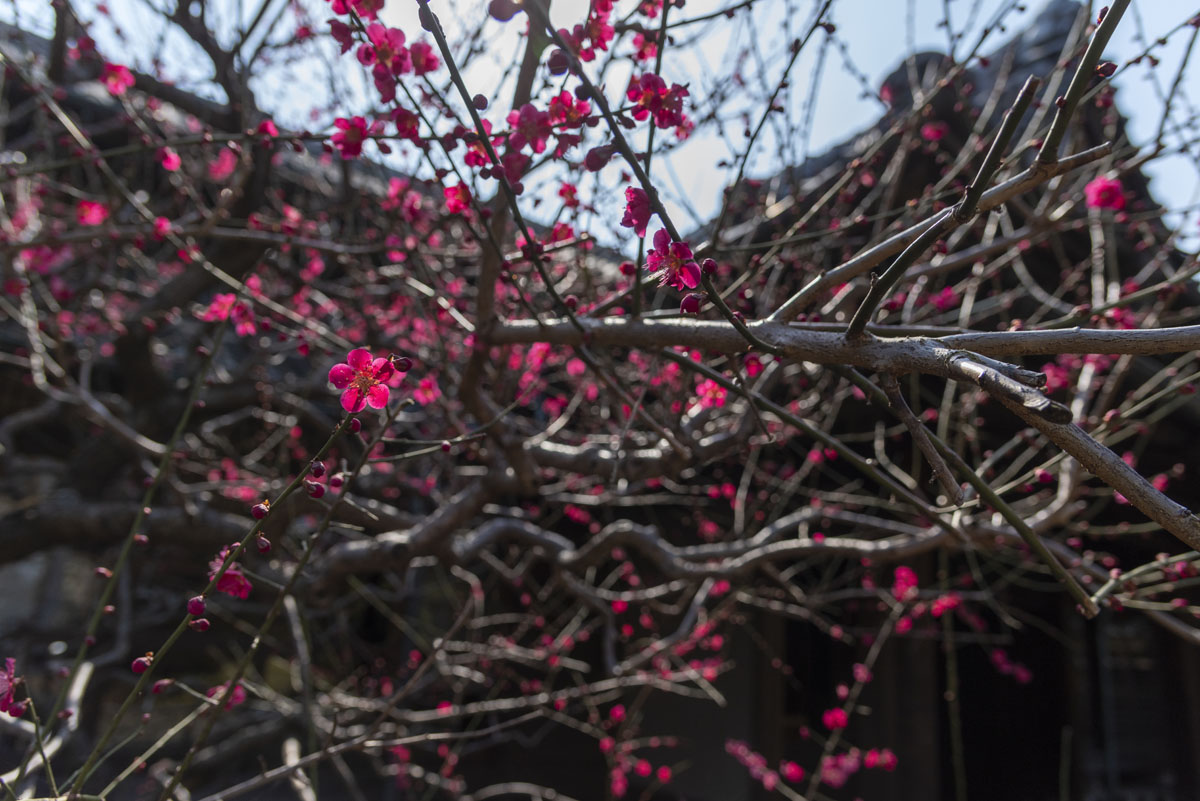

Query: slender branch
left=958, top=75, right=1039, bottom=220
left=769, top=142, right=1112, bottom=322
left=1036, top=0, right=1130, bottom=164
left=996, top=395, right=1200, bottom=553
left=493, top=317, right=1200, bottom=366
left=846, top=75, right=1039, bottom=337
left=881, top=374, right=963, bottom=504
left=845, top=207, right=956, bottom=338
left=943, top=352, right=1073, bottom=424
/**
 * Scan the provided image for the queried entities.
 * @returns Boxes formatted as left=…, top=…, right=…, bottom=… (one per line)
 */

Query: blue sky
left=5, top=0, right=1198, bottom=248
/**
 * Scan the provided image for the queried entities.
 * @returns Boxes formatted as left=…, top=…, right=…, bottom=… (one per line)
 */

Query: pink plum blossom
left=328, top=348, right=395, bottom=413
left=647, top=229, right=700, bottom=291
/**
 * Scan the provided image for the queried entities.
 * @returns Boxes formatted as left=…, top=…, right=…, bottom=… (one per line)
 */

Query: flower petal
left=652, top=228, right=669, bottom=252
left=370, top=357, right=395, bottom=382
left=680, top=261, right=701, bottom=289
left=328, top=363, right=354, bottom=388
left=341, top=387, right=367, bottom=413
left=346, top=348, right=372, bottom=370
left=217, top=571, right=253, bottom=599
left=366, top=383, right=390, bottom=409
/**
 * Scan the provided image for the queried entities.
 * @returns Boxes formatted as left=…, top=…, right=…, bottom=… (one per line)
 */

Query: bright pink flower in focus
left=647, top=229, right=700, bottom=290
left=328, top=348, right=395, bottom=413
left=1085, top=175, right=1125, bottom=210
left=620, top=186, right=652, bottom=236
left=102, top=62, right=134, bottom=96
left=76, top=200, right=109, bottom=226
left=159, top=147, right=181, bottom=171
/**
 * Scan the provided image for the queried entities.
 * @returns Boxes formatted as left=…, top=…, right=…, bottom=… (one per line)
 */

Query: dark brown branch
left=881, top=374, right=964, bottom=504
left=996, top=395, right=1200, bottom=552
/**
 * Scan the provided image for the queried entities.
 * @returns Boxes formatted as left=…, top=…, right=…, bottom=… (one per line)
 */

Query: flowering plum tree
left=3, top=0, right=1200, bottom=799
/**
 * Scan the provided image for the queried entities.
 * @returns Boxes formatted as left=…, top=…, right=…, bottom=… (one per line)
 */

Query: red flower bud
left=489, top=0, right=521, bottom=21
left=187, top=596, right=206, bottom=616
left=584, top=144, right=617, bottom=172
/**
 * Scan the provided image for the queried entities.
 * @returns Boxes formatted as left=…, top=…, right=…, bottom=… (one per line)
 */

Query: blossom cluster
left=627, top=73, right=690, bottom=130
left=557, top=0, right=615, bottom=62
